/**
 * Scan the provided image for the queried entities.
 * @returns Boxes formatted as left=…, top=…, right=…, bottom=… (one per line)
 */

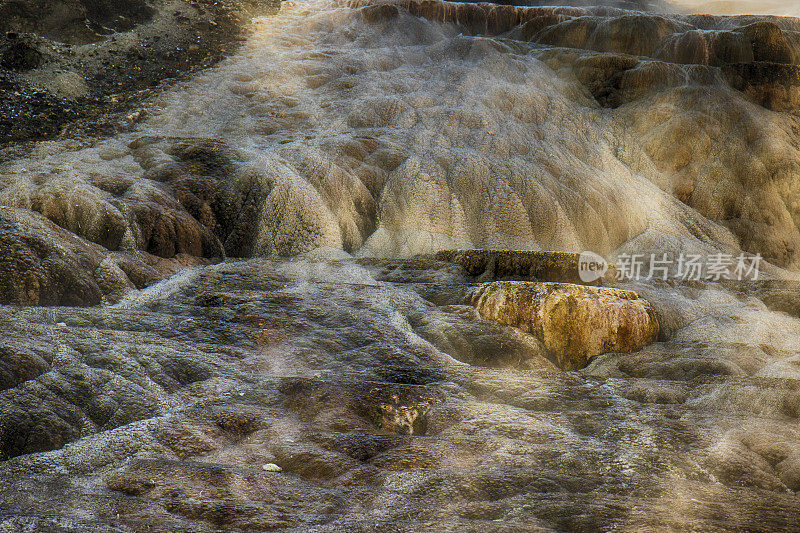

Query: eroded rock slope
left=2, top=0, right=800, bottom=275
left=1, top=257, right=800, bottom=531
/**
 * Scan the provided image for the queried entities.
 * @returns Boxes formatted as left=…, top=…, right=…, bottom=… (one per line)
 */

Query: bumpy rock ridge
left=471, top=281, right=659, bottom=369
left=1, top=0, right=800, bottom=304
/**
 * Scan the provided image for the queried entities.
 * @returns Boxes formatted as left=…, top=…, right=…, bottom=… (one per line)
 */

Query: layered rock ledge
left=0, top=206, right=208, bottom=305
left=351, top=0, right=800, bottom=112
left=432, top=249, right=605, bottom=285
left=471, top=281, right=659, bottom=370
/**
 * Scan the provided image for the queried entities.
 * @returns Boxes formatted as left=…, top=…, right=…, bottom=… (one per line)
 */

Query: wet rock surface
left=0, top=258, right=799, bottom=531
left=432, top=250, right=606, bottom=285
left=2, top=0, right=800, bottom=531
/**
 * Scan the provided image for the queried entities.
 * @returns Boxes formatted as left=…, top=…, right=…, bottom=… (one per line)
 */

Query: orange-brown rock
left=471, top=281, right=659, bottom=370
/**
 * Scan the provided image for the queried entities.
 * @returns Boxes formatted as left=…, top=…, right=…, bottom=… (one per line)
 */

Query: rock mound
left=0, top=206, right=204, bottom=306
left=471, top=281, right=659, bottom=370
left=0, top=206, right=106, bottom=306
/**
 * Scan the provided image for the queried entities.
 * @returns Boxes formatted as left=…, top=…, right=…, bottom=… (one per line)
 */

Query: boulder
left=470, top=281, right=659, bottom=370
left=739, top=21, right=794, bottom=64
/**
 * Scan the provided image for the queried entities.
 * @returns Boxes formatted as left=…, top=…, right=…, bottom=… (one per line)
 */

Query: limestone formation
left=0, top=258, right=798, bottom=531
left=0, top=206, right=105, bottom=306
left=471, top=281, right=659, bottom=370
left=433, top=249, right=606, bottom=285
left=2, top=0, right=800, bottom=270
left=0, top=206, right=200, bottom=306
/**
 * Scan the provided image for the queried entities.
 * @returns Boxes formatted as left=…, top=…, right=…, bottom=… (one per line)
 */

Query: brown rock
left=587, top=14, right=686, bottom=57
left=536, top=16, right=599, bottom=50
left=722, top=62, right=800, bottom=111
left=94, top=257, right=136, bottom=304
left=346, top=0, right=587, bottom=36
left=706, top=30, right=755, bottom=65
left=433, top=250, right=604, bottom=285
left=470, top=281, right=659, bottom=370
left=656, top=30, right=710, bottom=65
left=360, top=3, right=400, bottom=23
left=739, top=21, right=793, bottom=64
left=0, top=206, right=104, bottom=306
left=0, top=206, right=175, bottom=306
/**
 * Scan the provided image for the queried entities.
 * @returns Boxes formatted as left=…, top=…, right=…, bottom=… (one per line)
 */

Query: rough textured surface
left=2, top=0, right=800, bottom=531
left=471, top=281, right=659, bottom=370
left=0, top=206, right=211, bottom=305
left=433, top=249, right=605, bottom=285
left=0, top=206, right=105, bottom=306
left=0, top=258, right=798, bottom=532
left=4, top=0, right=800, bottom=271
left=0, top=0, right=280, bottom=150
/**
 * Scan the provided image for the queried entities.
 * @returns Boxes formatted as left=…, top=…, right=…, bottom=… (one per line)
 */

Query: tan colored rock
left=471, top=281, right=659, bottom=370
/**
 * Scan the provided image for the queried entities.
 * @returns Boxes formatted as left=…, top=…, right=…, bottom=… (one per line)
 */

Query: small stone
left=262, top=463, right=282, bottom=472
